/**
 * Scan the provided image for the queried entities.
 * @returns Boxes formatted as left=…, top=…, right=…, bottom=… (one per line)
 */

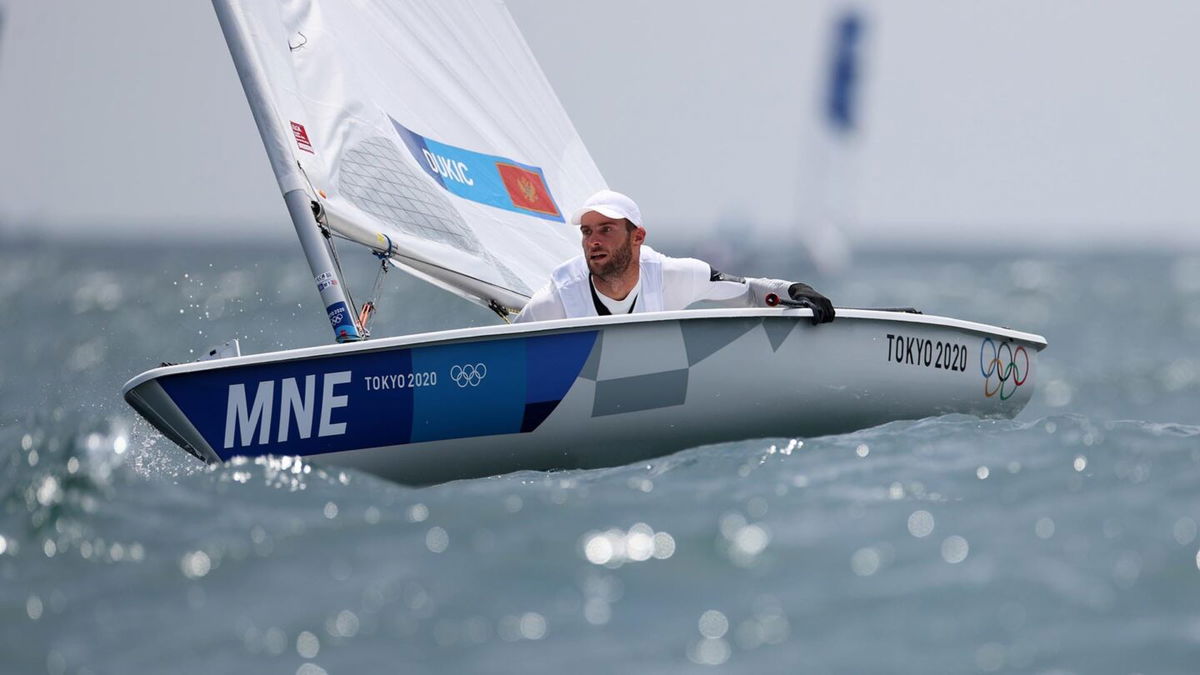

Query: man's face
left=579, top=211, right=641, bottom=278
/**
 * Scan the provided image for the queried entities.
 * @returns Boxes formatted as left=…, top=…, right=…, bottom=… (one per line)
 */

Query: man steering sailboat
left=515, top=190, right=836, bottom=324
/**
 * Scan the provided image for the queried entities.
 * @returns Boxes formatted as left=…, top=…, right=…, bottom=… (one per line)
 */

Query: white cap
left=569, top=189, right=643, bottom=227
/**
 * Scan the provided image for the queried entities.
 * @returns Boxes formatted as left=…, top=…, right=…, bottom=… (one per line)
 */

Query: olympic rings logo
left=450, top=363, right=487, bottom=388
left=979, top=338, right=1029, bottom=400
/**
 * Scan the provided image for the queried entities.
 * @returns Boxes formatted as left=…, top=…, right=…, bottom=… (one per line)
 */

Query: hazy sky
left=1, top=0, right=1197, bottom=248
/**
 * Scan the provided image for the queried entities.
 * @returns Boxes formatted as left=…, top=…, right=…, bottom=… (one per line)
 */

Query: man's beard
left=588, top=234, right=634, bottom=280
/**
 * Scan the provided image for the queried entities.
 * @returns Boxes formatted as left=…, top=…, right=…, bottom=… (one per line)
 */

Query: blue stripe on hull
left=159, top=331, right=598, bottom=461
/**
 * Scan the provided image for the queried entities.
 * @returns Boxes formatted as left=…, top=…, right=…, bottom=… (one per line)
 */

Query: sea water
left=2, top=236, right=1199, bottom=674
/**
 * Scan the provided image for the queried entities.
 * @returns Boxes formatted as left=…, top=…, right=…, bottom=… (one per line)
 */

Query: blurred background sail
left=795, top=5, right=866, bottom=276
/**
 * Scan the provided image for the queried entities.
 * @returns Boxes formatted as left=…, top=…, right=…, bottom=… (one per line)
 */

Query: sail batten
left=215, top=0, right=602, bottom=311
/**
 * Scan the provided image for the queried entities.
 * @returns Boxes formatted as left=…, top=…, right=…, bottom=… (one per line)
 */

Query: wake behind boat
left=122, top=0, right=1046, bottom=484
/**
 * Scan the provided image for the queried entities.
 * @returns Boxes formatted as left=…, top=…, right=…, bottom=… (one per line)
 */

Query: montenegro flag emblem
left=496, top=163, right=560, bottom=217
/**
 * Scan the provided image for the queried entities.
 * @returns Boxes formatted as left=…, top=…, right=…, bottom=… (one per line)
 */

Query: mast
left=212, top=0, right=363, bottom=342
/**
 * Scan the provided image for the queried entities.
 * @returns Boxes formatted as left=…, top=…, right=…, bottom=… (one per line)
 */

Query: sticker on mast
left=326, top=301, right=355, bottom=339
left=291, top=121, right=315, bottom=154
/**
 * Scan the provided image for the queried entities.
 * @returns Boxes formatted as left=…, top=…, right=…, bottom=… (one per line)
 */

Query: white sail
left=214, top=0, right=604, bottom=310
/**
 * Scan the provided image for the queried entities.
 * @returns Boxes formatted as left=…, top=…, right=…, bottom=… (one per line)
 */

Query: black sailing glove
left=788, top=282, right=836, bottom=325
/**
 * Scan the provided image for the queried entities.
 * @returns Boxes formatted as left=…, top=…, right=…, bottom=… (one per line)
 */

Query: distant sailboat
left=123, top=0, right=1045, bottom=485
left=796, top=6, right=866, bottom=276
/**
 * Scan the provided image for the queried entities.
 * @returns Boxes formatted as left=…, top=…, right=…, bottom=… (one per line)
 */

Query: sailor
left=514, top=190, right=835, bottom=323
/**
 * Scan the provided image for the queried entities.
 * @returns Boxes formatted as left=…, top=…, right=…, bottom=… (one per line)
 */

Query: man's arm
left=513, top=284, right=567, bottom=323
left=668, top=257, right=835, bottom=323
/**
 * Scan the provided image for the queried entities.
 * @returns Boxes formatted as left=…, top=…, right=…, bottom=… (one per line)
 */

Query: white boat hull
left=123, top=308, right=1045, bottom=484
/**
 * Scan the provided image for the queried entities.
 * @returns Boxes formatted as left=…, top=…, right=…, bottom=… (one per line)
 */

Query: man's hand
left=788, top=283, right=835, bottom=324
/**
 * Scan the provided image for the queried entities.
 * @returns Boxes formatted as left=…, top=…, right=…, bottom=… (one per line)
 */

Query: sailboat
left=123, top=0, right=1046, bottom=485
left=798, top=6, right=866, bottom=276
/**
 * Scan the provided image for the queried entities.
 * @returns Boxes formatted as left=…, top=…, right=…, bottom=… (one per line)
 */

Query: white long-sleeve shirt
left=514, top=248, right=791, bottom=323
